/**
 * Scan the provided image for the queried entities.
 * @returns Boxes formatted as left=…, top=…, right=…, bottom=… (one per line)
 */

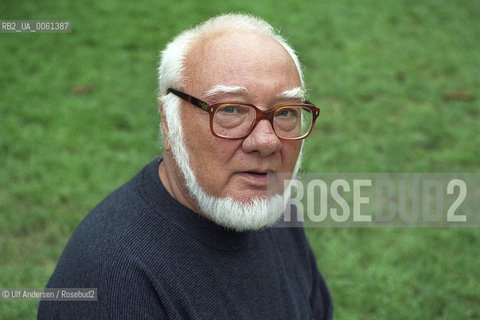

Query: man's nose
left=242, top=120, right=281, bottom=156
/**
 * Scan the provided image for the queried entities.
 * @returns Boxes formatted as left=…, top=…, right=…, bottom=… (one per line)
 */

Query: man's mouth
left=247, top=171, right=267, bottom=176
left=237, top=171, right=273, bottom=186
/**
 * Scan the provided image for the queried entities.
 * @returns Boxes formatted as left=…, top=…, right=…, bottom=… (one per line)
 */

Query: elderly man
left=38, top=14, right=333, bottom=319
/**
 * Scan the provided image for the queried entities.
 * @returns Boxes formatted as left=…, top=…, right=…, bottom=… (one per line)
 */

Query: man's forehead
left=183, top=29, right=303, bottom=103
left=202, top=85, right=305, bottom=101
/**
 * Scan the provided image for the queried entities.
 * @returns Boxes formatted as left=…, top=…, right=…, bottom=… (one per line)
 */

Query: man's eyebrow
left=275, top=87, right=306, bottom=101
left=202, top=85, right=248, bottom=100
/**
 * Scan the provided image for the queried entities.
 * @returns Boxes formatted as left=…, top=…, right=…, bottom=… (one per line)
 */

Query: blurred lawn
left=1, top=0, right=479, bottom=319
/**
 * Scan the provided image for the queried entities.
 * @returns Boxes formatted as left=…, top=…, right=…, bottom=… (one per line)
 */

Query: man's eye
left=277, top=108, right=299, bottom=118
left=222, top=105, right=239, bottom=113
left=219, top=105, right=250, bottom=115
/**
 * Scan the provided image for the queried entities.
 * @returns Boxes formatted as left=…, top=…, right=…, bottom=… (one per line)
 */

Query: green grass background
left=1, top=0, right=479, bottom=319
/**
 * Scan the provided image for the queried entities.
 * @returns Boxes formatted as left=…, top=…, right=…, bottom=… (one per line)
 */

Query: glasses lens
left=213, top=104, right=256, bottom=138
left=273, top=106, right=313, bottom=139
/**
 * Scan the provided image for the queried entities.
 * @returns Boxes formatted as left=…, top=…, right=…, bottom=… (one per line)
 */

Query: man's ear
left=158, top=96, right=171, bottom=152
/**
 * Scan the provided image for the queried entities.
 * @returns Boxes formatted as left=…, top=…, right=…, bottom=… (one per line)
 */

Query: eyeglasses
left=167, top=88, right=320, bottom=140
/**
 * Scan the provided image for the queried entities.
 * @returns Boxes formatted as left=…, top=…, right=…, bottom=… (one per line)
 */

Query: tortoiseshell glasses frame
left=167, top=88, right=320, bottom=141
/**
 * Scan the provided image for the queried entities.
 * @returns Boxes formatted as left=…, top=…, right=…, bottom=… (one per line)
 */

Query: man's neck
left=158, top=154, right=202, bottom=214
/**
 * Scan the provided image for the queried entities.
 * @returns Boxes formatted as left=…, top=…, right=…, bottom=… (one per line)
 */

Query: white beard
left=163, top=95, right=302, bottom=231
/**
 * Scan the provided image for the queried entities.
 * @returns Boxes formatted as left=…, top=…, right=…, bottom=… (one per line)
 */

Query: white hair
left=158, top=13, right=305, bottom=144
left=158, top=13, right=304, bottom=96
left=157, top=14, right=305, bottom=230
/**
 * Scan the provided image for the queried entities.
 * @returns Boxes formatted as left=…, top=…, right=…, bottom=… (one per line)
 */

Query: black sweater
left=38, top=157, right=333, bottom=319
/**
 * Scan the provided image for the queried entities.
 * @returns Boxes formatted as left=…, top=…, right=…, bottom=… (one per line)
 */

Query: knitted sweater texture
left=38, top=158, right=333, bottom=319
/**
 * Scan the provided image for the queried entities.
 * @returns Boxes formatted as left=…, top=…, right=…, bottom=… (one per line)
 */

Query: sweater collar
left=139, top=157, right=261, bottom=251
